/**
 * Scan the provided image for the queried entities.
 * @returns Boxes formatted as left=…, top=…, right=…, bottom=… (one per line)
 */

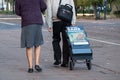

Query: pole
left=12, top=0, right=15, bottom=14
left=74, top=0, right=77, bottom=16
left=104, top=0, right=107, bottom=20
left=1, top=0, right=4, bottom=10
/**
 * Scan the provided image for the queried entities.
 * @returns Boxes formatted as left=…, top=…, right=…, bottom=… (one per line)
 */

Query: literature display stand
left=66, top=26, right=93, bottom=70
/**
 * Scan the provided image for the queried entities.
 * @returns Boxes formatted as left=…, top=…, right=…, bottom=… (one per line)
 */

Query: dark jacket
left=15, top=0, right=47, bottom=27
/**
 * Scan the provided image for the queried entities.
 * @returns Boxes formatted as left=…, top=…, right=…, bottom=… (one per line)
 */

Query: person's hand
left=71, top=24, right=75, bottom=26
left=48, top=27, right=52, bottom=32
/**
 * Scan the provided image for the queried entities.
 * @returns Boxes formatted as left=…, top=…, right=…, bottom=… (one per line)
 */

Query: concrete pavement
left=0, top=14, right=120, bottom=80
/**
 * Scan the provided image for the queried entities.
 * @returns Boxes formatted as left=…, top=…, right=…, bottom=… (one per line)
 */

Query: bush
left=113, top=11, right=120, bottom=17
left=0, top=11, right=14, bottom=15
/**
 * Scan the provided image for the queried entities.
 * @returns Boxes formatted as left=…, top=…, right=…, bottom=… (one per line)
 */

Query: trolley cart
left=66, top=26, right=93, bottom=70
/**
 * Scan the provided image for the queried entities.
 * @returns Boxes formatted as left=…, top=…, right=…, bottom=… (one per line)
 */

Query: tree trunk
left=12, top=0, right=15, bottom=13
left=6, top=0, right=9, bottom=11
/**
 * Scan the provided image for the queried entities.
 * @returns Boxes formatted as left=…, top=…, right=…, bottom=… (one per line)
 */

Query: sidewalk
left=0, top=14, right=20, bottom=20
left=0, top=15, right=120, bottom=80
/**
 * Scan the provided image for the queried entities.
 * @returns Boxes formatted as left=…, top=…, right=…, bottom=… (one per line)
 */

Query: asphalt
left=0, top=14, right=120, bottom=80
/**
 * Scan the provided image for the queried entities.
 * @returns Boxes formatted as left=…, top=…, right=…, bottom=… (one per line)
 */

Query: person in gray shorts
left=15, top=0, right=47, bottom=73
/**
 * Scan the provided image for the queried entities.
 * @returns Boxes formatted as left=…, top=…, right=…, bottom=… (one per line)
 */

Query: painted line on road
left=89, top=38, right=120, bottom=46
left=0, top=21, right=119, bottom=46
left=0, top=18, right=21, bottom=20
left=0, top=22, right=17, bottom=25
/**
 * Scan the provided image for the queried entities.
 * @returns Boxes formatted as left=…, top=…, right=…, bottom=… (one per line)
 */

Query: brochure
left=66, top=26, right=89, bottom=45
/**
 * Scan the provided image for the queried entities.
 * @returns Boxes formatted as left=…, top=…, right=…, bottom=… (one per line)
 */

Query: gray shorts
left=21, top=24, right=44, bottom=48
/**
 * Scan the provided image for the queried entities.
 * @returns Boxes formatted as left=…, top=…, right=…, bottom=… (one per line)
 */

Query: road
left=0, top=14, right=120, bottom=80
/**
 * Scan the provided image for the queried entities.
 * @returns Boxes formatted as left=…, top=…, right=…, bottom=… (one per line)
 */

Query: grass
left=0, top=10, right=15, bottom=15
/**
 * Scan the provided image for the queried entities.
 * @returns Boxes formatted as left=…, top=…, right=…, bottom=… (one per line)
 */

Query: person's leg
left=26, top=47, right=33, bottom=68
left=61, top=28, right=69, bottom=67
left=34, top=46, right=41, bottom=65
left=52, top=22, right=62, bottom=65
left=26, top=47, right=34, bottom=73
left=61, top=22, right=71, bottom=67
left=34, top=46, right=42, bottom=72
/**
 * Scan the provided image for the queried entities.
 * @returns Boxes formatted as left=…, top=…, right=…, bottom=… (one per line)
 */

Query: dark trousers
left=52, top=21, right=70, bottom=64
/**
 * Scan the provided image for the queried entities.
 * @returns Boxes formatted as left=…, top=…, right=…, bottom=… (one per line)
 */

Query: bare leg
left=26, top=48, right=33, bottom=68
left=34, top=46, right=41, bottom=65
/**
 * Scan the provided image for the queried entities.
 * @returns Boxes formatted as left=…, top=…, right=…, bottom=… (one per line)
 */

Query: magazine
left=66, top=26, right=89, bottom=45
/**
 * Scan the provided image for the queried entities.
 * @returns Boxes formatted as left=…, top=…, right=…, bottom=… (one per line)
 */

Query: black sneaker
left=35, top=65, right=42, bottom=72
left=28, top=68, right=34, bottom=73
left=61, top=63, right=68, bottom=67
left=53, top=60, right=61, bottom=65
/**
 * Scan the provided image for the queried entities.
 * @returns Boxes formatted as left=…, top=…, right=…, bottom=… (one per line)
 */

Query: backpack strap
left=59, top=0, right=62, bottom=5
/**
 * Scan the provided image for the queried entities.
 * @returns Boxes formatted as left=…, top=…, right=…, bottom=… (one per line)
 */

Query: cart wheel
left=69, top=61, right=74, bottom=70
left=86, top=59, right=91, bottom=70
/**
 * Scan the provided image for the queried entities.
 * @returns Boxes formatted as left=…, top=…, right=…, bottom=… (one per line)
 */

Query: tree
left=5, top=0, right=13, bottom=11
left=111, top=0, right=120, bottom=17
left=77, top=0, right=91, bottom=16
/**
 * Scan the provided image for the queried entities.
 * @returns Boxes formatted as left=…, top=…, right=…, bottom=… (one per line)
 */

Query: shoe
left=61, top=63, right=68, bottom=67
left=28, top=68, right=34, bottom=73
left=53, top=60, right=61, bottom=65
left=35, top=65, right=42, bottom=72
